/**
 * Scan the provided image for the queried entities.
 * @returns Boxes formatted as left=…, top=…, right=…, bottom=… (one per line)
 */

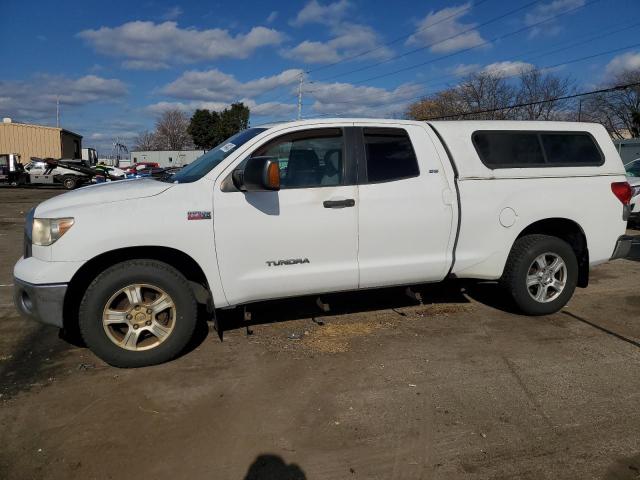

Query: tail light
left=611, top=182, right=632, bottom=205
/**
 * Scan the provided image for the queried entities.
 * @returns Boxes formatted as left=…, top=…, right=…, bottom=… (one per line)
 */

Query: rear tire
left=79, top=260, right=197, bottom=368
left=62, top=175, right=78, bottom=190
left=501, top=234, right=578, bottom=316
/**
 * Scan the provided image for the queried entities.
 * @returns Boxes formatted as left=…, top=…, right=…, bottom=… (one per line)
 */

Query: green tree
left=188, top=103, right=250, bottom=150
left=188, top=109, right=216, bottom=150
left=214, top=102, right=250, bottom=144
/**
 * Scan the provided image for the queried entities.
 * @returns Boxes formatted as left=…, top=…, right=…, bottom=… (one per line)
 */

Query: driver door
left=213, top=127, right=359, bottom=306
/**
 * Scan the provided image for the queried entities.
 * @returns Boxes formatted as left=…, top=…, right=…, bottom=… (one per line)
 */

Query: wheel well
left=516, top=218, right=589, bottom=288
left=62, top=246, right=210, bottom=332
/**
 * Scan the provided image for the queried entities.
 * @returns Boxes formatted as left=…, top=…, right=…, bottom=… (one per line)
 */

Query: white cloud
left=525, top=0, right=585, bottom=37
left=406, top=3, right=486, bottom=54
left=161, top=6, right=183, bottom=21
left=605, top=52, right=640, bottom=77
left=285, top=41, right=342, bottom=64
left=147, top=99, right=296, bottom=118
left=284, top=1, right=391, bottom=64
left=451, top=63, right=480, bottom=77
left=267, top=11, right=278, bottom=23
left=308, top=81, right=423, bottom=117
left=122, top=60, right=169, bottom=70
left=284, top=23, right=391, bottom=64
left=482, top=61, right=534, bottom=78
left=78, top=21, right=284, bottom=69
left=160, top=68, right=303, bottom=102
left=451, top=61, right=534, bottom=78
left=0, top=74, right=127, bottom=123
left=290, top=0, right=351, bottom=27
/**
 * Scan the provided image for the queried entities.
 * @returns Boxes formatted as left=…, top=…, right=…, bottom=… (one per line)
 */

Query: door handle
left=323, top=199, right=355, bottom=208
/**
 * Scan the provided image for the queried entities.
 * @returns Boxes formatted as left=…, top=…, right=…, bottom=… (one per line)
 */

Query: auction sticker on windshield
left=220, top=143, right=236, bottom=153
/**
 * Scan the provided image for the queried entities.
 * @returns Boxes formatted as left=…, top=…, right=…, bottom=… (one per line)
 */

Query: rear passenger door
left=356, top=125, right=455, bottom=288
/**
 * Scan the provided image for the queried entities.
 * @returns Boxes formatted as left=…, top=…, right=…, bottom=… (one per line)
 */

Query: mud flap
left=212, top=308, right=223, bottom=341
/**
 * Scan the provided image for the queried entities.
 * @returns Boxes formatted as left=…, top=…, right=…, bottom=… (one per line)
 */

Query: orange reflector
left=267, top=162, right=280, bottom=189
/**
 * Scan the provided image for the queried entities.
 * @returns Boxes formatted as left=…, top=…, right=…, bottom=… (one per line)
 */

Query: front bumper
left=610, top=235, right=636, bottom=260
left=13, top=278, right=67, bottom=328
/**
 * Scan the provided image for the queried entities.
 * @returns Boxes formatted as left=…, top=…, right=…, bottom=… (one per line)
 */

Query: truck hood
left=35, top=178, right=174, bottom=216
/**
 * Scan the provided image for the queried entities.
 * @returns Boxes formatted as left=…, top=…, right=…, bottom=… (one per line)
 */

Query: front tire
left=79, top=260, right=197, bottom=367
left=501, top=234, right=578, bottom=316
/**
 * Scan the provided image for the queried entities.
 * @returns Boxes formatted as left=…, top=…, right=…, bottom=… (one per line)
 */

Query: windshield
left=626, top=159, right=640, bottom=177
left=170, top=128, right=267, bottom=183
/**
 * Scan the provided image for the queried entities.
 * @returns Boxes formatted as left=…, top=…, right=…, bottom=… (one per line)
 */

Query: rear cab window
left=472, top=131, right=604, bottom=169
left=362, top=127, right=419, bottom=183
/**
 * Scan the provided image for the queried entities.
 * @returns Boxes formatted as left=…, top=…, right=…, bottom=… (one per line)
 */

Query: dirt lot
left=1, top=187, right=639, bottom=480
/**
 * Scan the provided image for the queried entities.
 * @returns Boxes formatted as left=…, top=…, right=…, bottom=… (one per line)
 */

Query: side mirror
left=233, top=156, right=280, bottom=191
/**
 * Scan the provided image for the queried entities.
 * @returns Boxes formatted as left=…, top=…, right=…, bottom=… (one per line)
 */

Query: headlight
left=32, top=218, right=75, bottom=246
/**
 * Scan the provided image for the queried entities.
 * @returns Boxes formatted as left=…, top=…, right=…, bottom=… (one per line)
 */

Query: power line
left=305, top=0, right=493, bottom=75
left=258, top=0, right=539, bottom=105
left=308, top=19, right=640, bottom=108
left=315, top=0, right=546, bottom=83
left=342, top=0, right=599, bottom=86
left=419, top=81, right=640, bottom=120
left=303, top=41, right=640, bottom=115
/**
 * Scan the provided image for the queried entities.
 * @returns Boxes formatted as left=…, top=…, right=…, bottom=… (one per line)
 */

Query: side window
left=363, top=128, right=419, bottom=183
left=540, top=133, right=603, bottom=165
left=473, top=132, right=544, bottom=168
left=473, top=131, right=603, bottom=168
left=253, top=128, right=343, bottom=188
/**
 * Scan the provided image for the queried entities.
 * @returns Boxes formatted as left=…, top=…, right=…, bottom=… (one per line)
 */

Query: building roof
left=0, top=120, right=82, bottom=138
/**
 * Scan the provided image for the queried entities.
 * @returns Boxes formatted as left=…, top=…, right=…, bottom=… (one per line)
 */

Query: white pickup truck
left=13, top=119, right=635, bottom=367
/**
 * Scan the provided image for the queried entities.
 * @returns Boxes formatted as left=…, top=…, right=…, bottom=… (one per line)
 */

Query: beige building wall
left=0, top=122, right=82, bottom=163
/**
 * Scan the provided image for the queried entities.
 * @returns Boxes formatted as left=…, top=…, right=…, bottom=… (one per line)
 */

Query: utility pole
left=297, top=74, right=303, bottom=120
left=577, top=98, right=582, bottom=122
left=56, top=96, right=60, bottom=127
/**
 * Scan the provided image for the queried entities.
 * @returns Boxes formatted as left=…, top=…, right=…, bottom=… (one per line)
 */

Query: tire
left=62, top=175, right=77, bottom=190
left=501, top=234, right=578, bottom=316
left=79, top=260, right=197, bottom=368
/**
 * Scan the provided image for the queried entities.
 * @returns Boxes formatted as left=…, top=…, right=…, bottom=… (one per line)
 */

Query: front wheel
left=79, top=260, right=197, bottom=367
left=501, top=234, right=578, bottom=316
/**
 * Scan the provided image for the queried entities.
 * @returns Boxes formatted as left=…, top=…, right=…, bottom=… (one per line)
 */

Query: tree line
left=406, top=67, right=640, bottom=139
left=133, top=102, right=250, bottom=151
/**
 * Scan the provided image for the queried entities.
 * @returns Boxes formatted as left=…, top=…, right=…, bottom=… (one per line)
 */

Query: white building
left=125, top=150, right=206, bottom=168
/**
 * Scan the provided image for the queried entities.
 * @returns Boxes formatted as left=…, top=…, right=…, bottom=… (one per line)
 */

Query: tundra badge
left=266, top=258, right=310, bottom=267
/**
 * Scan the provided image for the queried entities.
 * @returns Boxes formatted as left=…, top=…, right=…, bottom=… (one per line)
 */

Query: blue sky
left=2, top=0, right=640, bottom=153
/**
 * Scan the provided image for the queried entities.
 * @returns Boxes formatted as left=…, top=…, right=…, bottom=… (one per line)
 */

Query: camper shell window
left=472, top=131, right=604, bottom=169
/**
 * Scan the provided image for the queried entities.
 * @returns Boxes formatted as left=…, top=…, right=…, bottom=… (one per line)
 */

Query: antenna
left=56, top=96, right=60, bottom=127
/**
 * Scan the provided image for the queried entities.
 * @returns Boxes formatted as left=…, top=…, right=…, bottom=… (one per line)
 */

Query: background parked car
left=624, top=157, right=640, bottom=177
left=629, top=176, right=640, bottom=224
left=124, top=162, right=159, bottom=174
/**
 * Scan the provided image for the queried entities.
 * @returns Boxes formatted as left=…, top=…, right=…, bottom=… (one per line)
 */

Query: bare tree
left=583, top=69, right=640, bottom=138
left=406, top=72, right=516, bottom=120
left=133, top=130, right=158, bottom=151
left=154, top=109, right=193, bottom=150
left=456, top=72, right=517, bottom=120
left=405, top=90, right=462, bottom=120
left=406, top=68, right=578, bottom=122
left=515, top=68, right=574, bottom=120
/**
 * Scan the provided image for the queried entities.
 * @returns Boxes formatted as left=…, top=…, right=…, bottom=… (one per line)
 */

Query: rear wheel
left=501, top=234, right=578, bottom=315
left=62, top=175, right=78, bottom=190
left=79, top=260, right=197, bottom=367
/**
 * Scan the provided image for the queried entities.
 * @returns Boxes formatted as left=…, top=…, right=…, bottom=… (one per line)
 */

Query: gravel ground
left=0, top=186, right=639, bottom=480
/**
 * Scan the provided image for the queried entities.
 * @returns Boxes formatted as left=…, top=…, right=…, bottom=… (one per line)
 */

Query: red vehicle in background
left=124, top=162, right=160, bottom=174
